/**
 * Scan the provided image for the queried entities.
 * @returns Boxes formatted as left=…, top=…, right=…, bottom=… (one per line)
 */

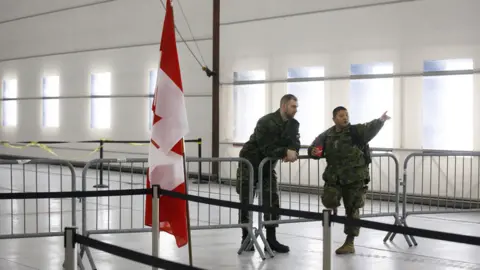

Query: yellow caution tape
left=1, top=141, right=58, bottom=156
left=1, top=142, right=25, bottom=149
left=30, top=142, right=58, bottom=156
left=0, top=138, right=200, bottom=160
left=87, top=145, right=103, bottom=155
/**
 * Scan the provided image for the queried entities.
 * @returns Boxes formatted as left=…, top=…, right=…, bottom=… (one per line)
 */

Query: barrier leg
left=253, top=186, right=274, bottom=258
left=64, top=227, right=77, bottom=270
left=77, top=257, right=85, bottom=270
left=78, top=232, right=97, bottom=270
left=383, top=220, right=397, bottom=242
left=238, top=224, right=263, bottom=258
left=152, top=185, right=160, bottom=270
left=246, top=227, right=270, bottom=259
left=84, top=245, right=97, bottom=270
left=238, top=226, right=251, bottom=253
left=259, top=228, right=274, bottom=258
left=382, top=214, right=400, bottom=242
left=322, top=210, right=332, bottom=270
left=246, top=226, right=266, bottom=259
left=243, top=227, right=266, bottom=256
left=383, top=216, right=413, bottom=247
left=403, top=217, right=417, bottom=246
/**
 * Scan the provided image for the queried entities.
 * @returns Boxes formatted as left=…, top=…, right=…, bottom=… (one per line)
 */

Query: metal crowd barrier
left=79, top=157, right=266, bottom=269
left=62, top=187, right=480, bottom=270
left=185, top=157, right=265, bottom=258
left=391, top=152, right=480, bottom=246
left=252, top=153, right=408, bottom=256
left=0, top=159, right=77, bottom=239
left=5, top=150, right=480, bottom=265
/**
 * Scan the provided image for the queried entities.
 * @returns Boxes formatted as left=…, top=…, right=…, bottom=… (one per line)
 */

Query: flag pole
left=182, top=139, right=194, bottom=266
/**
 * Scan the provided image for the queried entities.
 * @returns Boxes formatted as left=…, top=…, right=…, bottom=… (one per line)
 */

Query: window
left=2, top=79, right=18, bottom=127
left=349, top=62, right=394, bottom=148
left=422, top=59, right=474, bottom=151
left=42, top=75, right=60, bottom=128
left=149, top=69, right=158, bottom=129
left=90, top=72, right=111, bottom=129
left=233, top=70, right=266, bottom=142
left=287, top=66, right=325, bottom=145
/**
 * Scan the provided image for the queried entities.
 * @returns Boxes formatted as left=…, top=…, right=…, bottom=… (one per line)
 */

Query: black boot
left=266, top=227, right=290, bottom=253
left=242, top=229, right=254, bottom=251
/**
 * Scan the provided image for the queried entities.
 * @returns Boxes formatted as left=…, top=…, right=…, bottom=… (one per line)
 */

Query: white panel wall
left=218, top=0, right=480, bottom=200
left=0, top=0, right=213, bottom=176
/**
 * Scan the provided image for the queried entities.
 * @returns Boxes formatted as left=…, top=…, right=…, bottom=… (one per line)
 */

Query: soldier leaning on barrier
left=236, top=94, right=301, bottom=254
left=307, top=106, right=390, bottom=255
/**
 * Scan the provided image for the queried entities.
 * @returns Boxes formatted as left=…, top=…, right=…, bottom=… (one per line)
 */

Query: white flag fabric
left=151, top=67, right=189, bottom=155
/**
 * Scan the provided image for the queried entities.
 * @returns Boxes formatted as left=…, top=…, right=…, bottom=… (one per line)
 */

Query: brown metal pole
left=211, top=0, right=220, bottom=182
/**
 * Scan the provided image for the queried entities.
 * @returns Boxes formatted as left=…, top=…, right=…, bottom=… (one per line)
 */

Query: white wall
left=0, top=0, right=213, bottom=175
left=218, top=0, right=480, bottom=200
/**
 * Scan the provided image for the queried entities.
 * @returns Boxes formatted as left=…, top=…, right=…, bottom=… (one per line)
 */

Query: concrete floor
left=0, top=162, right=480, bottom=270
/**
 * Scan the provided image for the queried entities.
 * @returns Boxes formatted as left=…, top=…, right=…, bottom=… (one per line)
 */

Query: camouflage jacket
left=307, top=119, right=385, bottom=185
left=239, top=109, right=300, bottom=168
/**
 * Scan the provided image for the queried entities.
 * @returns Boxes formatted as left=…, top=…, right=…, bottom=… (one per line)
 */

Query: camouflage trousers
left=236, top=162, right=280, bottom=228
left=321, top=179, right=367, bottom=236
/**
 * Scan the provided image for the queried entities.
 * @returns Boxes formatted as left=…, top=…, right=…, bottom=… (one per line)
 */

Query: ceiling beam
left=0, top=0, right=119, bottom=25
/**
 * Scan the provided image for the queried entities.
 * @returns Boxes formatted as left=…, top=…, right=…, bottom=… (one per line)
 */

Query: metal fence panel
left=400, top=152, right=480, bottom=246
left=254, top=153, right=407, bottom=255
left=79, top=157, right=266, bottom=269
left=256, top=154, right=401, bottom=222
left=0, top=159, right=76, bottom=239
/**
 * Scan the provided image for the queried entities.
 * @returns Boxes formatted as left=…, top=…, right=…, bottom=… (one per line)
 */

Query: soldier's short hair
left=332, top=106, right=347, bottom=117
left=280, top=94, right=297, bottom=106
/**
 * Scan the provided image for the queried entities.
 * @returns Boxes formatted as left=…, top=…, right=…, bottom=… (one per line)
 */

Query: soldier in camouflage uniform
left=308, top=106, right=390, bottom=254
left=236, top=94, right=301, bottom=253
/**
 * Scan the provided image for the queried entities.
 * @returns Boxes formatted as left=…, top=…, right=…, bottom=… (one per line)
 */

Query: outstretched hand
left=380, top=111, right=391, bottom=121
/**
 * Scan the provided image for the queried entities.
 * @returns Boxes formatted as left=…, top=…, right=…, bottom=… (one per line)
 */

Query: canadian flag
left=144, top=0, right=189, bottom=248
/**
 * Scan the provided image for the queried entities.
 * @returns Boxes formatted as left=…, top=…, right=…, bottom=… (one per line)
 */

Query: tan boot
left=335, top=235, right=355, bottom=255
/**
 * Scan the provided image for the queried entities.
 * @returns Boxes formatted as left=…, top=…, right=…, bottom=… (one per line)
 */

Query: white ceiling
left=3, top=0, right=468, bottom=61
left=0, top=0, right=402, bottom=25
left=219, top=0, right=399, bottom=24
left=0, top=0, right=110, bottom=23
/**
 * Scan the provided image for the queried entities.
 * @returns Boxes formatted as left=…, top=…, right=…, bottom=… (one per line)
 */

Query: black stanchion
left=94, top=140, right=108, bottom=188
left=192, top=138, right=208, bottom=184
left=198, top=137, right=202, bottom=180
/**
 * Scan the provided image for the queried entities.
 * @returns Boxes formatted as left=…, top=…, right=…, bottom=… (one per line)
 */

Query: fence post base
left=64, top=227, right=77, bottom=270
left=322, top=210, right=332, bottom=270
left=152, top=185, right=160, bottom=270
